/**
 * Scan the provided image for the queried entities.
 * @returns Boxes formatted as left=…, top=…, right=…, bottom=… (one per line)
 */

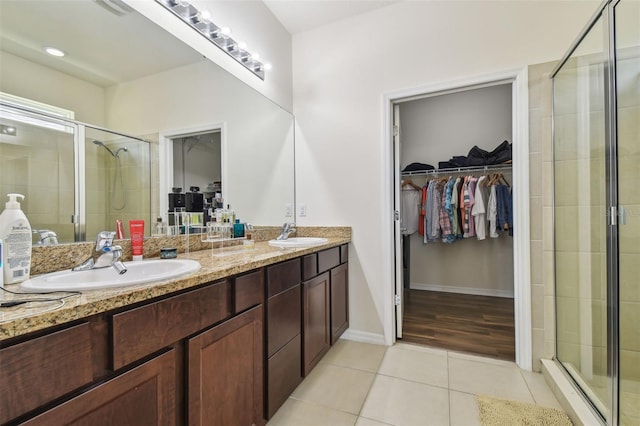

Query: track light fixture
left=156, top=0, right=269, bottom=80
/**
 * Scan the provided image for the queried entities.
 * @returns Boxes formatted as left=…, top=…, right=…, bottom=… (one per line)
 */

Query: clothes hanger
left=499, top=173, right=511, bottom=188
left=401, top=179, right=422, bottom=191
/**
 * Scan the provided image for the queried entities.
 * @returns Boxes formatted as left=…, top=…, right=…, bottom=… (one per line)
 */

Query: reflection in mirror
left=0, top=0, right=295, bottom=242
left=84, top=127, right=150, bottom=241
left=0, top=101, right=76, bottom=243
left=172, top=131, right=222, bottom=202
left=0, top=97, right=152, bottom=243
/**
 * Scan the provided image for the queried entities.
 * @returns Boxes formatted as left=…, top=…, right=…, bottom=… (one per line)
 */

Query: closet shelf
left=401, top=164, right=512, bottom=177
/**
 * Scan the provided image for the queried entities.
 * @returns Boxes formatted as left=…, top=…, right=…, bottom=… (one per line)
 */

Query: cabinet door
left=23, top=349, right=176, bottom=425
left=330, top=263, right=349, bottom=344
left=302, top=272, right=330, bottom=376
left=188, top=305, right=264, bottom=426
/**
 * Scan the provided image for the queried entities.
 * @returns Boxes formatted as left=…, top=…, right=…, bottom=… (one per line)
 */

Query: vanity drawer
left=267, top=258, right=301, bottom=298
left=318, top=247, right=340, bottom=274
left=302, top=254, right=317, bottom=281
left=267, top=284, right=301, bottom=357
left=340, top=244, right=348, bottom=264
left=111, top=281, right=231, bottom=369
left=234, top=269, right=264, bottom=313
left=0, top=322, right=93, bottom=424
left=267, top=334, right=302, bottom=419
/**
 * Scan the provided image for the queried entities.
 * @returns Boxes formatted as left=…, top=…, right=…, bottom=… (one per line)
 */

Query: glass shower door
left=614, top=1, right=640, bottom=424
left=553, top=10, right=611, bottom=420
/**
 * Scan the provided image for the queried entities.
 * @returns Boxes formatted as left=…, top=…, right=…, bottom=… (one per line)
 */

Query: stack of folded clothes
left=438, top=140, right=512, bottom=169
left=402, top=162, right=435, bottom=172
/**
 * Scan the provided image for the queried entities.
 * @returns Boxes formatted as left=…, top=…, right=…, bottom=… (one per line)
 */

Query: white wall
left=0, top=51, right=106, bottom=125
left=105, top=60, right=294, bottom=226
left=126, top=0, right=293, bottom=112
left=292, top=1, right=599, bottom=340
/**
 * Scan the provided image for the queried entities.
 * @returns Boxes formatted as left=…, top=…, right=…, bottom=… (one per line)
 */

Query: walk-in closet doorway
left=382, top=69, right=532, bottom=370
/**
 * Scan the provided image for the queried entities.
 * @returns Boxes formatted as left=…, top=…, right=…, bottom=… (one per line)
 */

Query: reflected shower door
left=614, top=1, right=640, bottom=424
left=85, top=127, right=151, bottom=239
left=0, top=106, right=77, bottom=243
left=553, top=11, right=611, bottom=420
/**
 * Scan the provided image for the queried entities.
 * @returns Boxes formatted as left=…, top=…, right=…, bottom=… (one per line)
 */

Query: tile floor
left=267, top=340, right=565, bottom=426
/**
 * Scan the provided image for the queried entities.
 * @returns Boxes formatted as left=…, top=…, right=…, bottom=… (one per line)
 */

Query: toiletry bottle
left=0, top=194, right=32, bottom=284
left=233, top=219, right=244, bottom=238
left=243, top=224, right=255, bottom=249
left=154, top=217, right=166, bottom=236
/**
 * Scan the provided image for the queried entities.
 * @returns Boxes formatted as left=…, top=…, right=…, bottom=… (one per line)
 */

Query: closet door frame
left=382, top=67, right=532, bottom=370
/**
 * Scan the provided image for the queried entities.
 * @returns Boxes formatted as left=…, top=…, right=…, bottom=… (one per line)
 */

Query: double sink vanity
left=0, top=227, right=350, bottom=425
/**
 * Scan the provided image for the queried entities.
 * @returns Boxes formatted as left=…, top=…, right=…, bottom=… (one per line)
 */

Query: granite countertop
left=0, top=235, right=350, bottom=341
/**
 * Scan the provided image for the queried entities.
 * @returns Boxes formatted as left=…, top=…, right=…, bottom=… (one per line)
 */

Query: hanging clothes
left=467, top=176, right=478, bottom=238
left=401, top=187, right=421, bottom=235
left=496, top=184, right=513, bottom=236
left=488, top=185, right=499, bottom=238
left=419, top=185, right=428, bottom=236
left=472, top=175, right=488, bottom=240
left=440, top=179, right=455, bottom=243
left=429, top=180, right=441, bottom=241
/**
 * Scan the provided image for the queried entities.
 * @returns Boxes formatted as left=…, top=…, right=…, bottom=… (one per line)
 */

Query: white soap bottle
left=0, top=194, right=32, bottom=284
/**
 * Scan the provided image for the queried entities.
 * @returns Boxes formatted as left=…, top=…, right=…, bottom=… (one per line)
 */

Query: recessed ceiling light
left=44, top=47, right=65, bottom=57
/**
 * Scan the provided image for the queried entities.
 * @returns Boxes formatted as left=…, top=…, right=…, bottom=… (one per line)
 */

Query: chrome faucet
left=276, top=222, right=296, bottom=240
left=72, top=231, right=127, bottom=274
left=33, top=229, right=58, bottom=245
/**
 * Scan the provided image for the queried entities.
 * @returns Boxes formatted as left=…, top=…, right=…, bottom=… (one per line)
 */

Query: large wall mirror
left=0, top=0, right=295, bottom=243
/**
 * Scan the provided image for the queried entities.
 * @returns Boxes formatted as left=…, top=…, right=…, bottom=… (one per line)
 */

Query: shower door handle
left=618, top=206, right=627, bottom=225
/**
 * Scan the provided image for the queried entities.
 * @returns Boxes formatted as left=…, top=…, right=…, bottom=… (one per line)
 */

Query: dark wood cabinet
left=1, top=244, right=348, bottom=425
left=0, top=322, right=95, bottom=424
left=302, top=272, right=331, bottom=376
left=188, top=305, right=264, bottom=426
left=265, top=260, right=302, bottom=419
left=23, top=349, right=177, bottom=426
left=330, top=263, right=349, bottom=344
left=111, top=280, right=231, bottom=370
left=267, top=334, right=302, bottom=418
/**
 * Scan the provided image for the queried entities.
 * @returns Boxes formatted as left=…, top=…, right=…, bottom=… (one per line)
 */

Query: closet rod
left=401, top=164, right=512, bottom=177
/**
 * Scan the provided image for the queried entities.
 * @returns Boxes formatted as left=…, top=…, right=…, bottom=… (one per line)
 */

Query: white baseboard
left=410, top=282, right=514, bottom=298
left=340, top=329, right=386, bottom=346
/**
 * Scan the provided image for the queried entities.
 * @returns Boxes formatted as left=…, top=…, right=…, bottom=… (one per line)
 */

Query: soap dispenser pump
left=0, top=194, right=32, bottom=284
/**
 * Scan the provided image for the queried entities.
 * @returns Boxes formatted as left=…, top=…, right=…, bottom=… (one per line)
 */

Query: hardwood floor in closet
left=401, top=290, right=515, bottom=361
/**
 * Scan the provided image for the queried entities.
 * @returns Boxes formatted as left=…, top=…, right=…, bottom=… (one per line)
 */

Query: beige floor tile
left=377, top=343, right=448, bottom=388
left=449, top=391, right=480, bottom=426
left=267, top=398, right=357, bottom=426
left=321, top=339, right=387, bottom=372
left=448, top=357, right=535, bottom=403
left=360, top=375, right=449, bottom=426
left=521, top=370, right=563, bottom=409
left=447, top=350, right=518, bottom=368
left=355, top=417, right=392, bottom=426
left=291, top=363, right=375, bottom=415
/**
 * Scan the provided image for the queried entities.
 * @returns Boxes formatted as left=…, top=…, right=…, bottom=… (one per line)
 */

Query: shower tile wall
left=86, top=137, right=150, bottom=240
left=528, top=60, right=556, bottom=371
left=616, top=42, right=640, bottom=425
left=0, top=125, right=75, bottom=242
left=553, top=48, right=610, bottom=407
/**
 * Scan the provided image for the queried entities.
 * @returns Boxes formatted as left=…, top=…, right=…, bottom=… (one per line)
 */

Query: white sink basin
left=268, top=237, right=328, bottom=248
left=20, top=259, right=201, bottom=292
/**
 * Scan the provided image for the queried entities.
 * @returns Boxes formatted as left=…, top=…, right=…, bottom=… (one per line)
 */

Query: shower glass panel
left=614, top=1, right=640, bottom=424
left=553, top=11, right=610, bottom=420
left=85, top=127, right=151, bottom=240
left=0, top=106, right=77, bottom=243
